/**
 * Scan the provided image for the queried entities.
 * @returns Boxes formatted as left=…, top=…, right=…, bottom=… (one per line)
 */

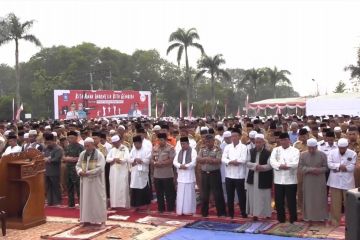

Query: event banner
left=54, top=90, right=151, bottom=120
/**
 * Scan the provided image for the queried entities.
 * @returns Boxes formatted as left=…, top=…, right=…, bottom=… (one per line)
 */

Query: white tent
left=306, top=93, right=360, bottom=116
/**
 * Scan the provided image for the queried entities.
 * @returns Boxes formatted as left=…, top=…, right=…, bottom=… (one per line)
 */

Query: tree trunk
left=15, top=39, right=20, bottom=117
left=211, top=73, right=215, bottom=116
left=184, top=47, right=190, bottom=117
left=273, top=82, right=277, bottom=98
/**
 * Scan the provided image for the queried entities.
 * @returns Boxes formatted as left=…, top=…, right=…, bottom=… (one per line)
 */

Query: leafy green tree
left=0, top=64, right=15, bottom=96
left=195, top=54, right=230, bottom=115
left=167, top=28, right=204, bottom=116
left=263, top=66, right=291, bottom=98
left=333, top=80, right=347, bottom=93
left=240, top=68, right=265, bottom=101
left=0, top=13, right=42, bottom=108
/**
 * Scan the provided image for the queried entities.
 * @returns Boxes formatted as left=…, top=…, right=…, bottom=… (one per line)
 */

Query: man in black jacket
left=246, top=133, right=273, bottom=221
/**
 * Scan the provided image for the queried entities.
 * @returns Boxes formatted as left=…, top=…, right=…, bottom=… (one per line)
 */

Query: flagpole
left=155, top=95, right=158, bottom=118
left=12, top=98, right=15, bottom=121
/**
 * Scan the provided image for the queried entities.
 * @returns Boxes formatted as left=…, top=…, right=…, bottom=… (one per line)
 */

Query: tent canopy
left=306, top=92, right=360, bottom=116
left=248, top=97, right=306, bottom=110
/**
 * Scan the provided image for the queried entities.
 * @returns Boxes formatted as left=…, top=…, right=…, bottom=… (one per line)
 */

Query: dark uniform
left=348, top=140, right=360, bottom=188
left=64, top=143, right=84, bottom=207
left=198, top=141, right=226, bottom=217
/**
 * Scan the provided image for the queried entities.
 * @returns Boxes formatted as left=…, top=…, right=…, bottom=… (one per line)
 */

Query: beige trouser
left=330, top=187, right=347, bottom=226
left=297, top=171, right=303, bottom=212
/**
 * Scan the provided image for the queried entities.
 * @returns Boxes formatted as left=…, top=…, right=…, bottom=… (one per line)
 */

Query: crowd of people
left=0, top=114, right=359, bottom=228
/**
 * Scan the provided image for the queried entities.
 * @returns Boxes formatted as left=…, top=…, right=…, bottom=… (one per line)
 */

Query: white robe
left=106, top=145, right=130, bottom=208
left=76, top=149, right=107, bottom=223
left=246, top=151, right=272, bottom=218
left=173, top=148, right=197, bottom=215
left=129, top=146, right=151, bottom=189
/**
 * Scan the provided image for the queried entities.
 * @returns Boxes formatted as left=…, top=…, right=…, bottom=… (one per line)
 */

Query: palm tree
left=0, top=13, right=42, bottom=109
left=195, top=54, right=230, bottom=116
left=240, top=68, right=265, bottom=101
left=167, top=28, right=204, bottom=117
left=264, top=66, right=291, bottom=98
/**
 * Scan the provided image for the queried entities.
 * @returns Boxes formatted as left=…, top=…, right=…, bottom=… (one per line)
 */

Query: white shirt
left=132, top=138, right=153, bottom=153
left=222, top=142, right=248, bottom=179
left=270, top=146, right=300, bottom=185
left=215, top=134, right=224, bottom=143
left=103, top=142, right=113, bottom=154
left=3, top=145, right=22, bottom=156
left=106, top=145, right=130, bottom=165
left=318, top=142, right=337, bottom=158
left=327, top=148, right=356, bottom=190
left=175, top=138, right=197, bottom=153
left=173, top=148, right=197, bottom=183
left=129, top=146, right=151, bottom=189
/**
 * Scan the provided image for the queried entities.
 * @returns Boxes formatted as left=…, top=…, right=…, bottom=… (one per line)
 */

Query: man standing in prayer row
left=129, top=135, right=152, bottom=211
left=152, top=133, right=176, bottom=213
left=173, top=136, right=197, bottom=216
left=327, top=138, right=357, bottom=226
left=44, top=133, right=63, bottom=206
left=222, top=128, right=248, bottom=219
left=299, top=138, right=328, bottom=224
left=246, top=133, right=273, bottom=221
left=76, top=137, right=107, bottom=227
left=197, top=134, right=226, bottom=217
left=270, top=132, right=300, bottom=223
left=106, top=135, right=130, bottom=209
left=63, top=131, right=83, bottom=208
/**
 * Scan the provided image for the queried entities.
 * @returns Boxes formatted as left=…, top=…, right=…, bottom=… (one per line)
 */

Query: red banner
left=54, top=90, right=151, bottom=120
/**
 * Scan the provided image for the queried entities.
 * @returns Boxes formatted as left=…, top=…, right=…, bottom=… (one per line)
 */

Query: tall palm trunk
left=15, top=39, right=20, bottom=111
left=273, top=81, right=277, bottom=98
left=211, top=73, right=215, bottom=116
left=185, top=47, right=190, bottom=117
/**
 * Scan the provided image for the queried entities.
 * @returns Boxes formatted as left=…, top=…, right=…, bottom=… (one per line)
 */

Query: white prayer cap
left=334, top=127, right=342, bottom=132
left=59, top=125, right=65, bottom=129
left=200, top=126, right=209, bottom=131
left=249, top=130, right=257, bottom=139
left=84, top=137, right=94, bottom=143
left=118, top=125, right=125, bottom=130
left=255, top=133, right=264, bottom=139
left=109, top=129, right=116, bottom=135
left=29, top=130, right=37, bottom=135
left=303, top=126, right=311, bottom=132
left=307, top=138, right=318, bottom=147
left=111, top=135, right=120, bottom=143
left=153, top=125, right=161, bottom=131
left=217, top=121, right=223, bottom=126
left=45, top=125, right=51, bottom=130
left=24, top=133, right=29, bottom=139
left=51, top=132, right=58, bottom=137
left=4, top=130, right=11, bottom=136
left=223, top=131, right=232, bottom=138
left=338, top=138, right=348, bottom=147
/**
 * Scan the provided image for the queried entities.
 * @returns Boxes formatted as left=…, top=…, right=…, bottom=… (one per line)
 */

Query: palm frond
left=22, top=34, right=42, bottom=47
left=169, top=28, right=185, bottom=42
left=194, top=69, right=207, bottom=81
left=166, top=42, right=182, bottom=55
left=21, top=20, right=35, bottom=32
left=190, top=42, right=204, bottom=55
left=0, top=37, right=12, bottom=46
left=176, top=45, right=184, bottom=66
left=218, top=69, right=231, bottom=81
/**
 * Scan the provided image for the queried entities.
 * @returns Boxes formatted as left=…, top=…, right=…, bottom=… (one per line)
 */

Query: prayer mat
left=303, top=224, right=337, bottom=238
left=5, top=221, right=76, bottom=240
left=326, top=226, right=345, bottom=240
left=186, top=220, right=242, bottom=232
left=235, top=221, right=277, bottom=233
left=41, top=224, right=116, bottom=239
left=108, top=215, right=130, bottom=221
left=160, top=228, right=318, bottom=240
left=100, top=221, right=177, bottom=240
left=265, top=222, right=309, bottom=237
left=136, top=215, right=194, bottom=227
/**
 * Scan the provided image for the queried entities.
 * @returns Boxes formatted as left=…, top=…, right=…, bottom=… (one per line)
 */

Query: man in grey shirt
left=151, top=133, right=176, bottom=213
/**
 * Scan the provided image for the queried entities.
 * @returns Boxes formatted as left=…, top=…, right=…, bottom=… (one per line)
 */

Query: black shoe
left=241, top=214, right=248, bottom=218
left=253, top=216, right=258, bottom=221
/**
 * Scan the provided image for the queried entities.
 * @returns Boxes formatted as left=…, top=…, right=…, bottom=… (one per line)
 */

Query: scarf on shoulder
left=177, top=147, right=192, bottom=164
left=81, top=149, right=99, bottom=172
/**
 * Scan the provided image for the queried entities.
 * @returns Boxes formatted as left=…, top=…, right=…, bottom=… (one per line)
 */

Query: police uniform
left=64, top=142, right=84, bottom=207
left=198, top=143, right=226, bottom=217
left=348, top=140, right=360, bottom=187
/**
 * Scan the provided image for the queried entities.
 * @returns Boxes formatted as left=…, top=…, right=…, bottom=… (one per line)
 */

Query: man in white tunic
left=129, top=135, right=152, bottom=211
left=270, top=132, right=300, bottom=223
left=106, top=135, right=130, bottom=209
left=76, top=137, right=107, bottom=227
left=2, top=134, right=21, bottom=156
left=327, top=138, right=357, bottom=226
left=173, top=136, right=197, bottom=215
left=246, top=134, right=273, bottom=221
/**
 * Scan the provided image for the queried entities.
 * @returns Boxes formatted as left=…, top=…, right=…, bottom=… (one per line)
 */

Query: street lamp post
left=312, top=79, right=319, bottom=96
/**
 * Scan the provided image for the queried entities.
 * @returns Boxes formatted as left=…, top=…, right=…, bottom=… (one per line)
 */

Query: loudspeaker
left=345, top=188, right=360, bottom=240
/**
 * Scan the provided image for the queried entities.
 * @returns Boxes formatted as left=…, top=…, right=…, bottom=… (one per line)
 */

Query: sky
left=0, top=0, right=360, bottom=96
